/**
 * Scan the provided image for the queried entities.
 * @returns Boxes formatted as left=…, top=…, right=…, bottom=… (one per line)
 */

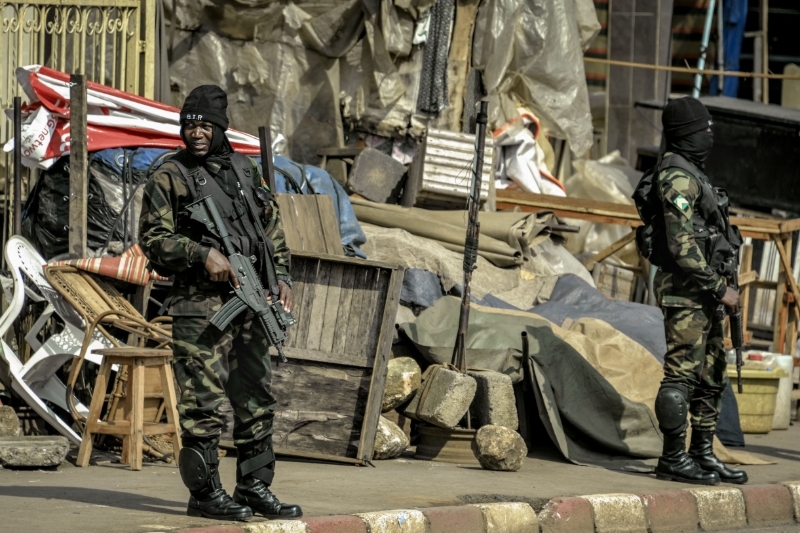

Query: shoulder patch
left=672, top=194, right=690, bottom=213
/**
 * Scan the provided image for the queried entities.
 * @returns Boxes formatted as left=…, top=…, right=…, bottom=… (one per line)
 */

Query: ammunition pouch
left=179, top=447, right=221, bottom=493
left=655, top=383, right=690, bottom=436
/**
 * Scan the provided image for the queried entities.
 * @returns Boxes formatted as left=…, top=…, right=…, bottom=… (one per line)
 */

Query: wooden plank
left=356, top=269, right=381, bottom=358
left=332, top=266, right=357, bottom=355
left=315, top=195, right=345, bottom=255
left=305, top=260, right=331, bottom=351
left=286, top=258, right=307, bottom=348
left=362, top=270, right=391, bottom=363
left=271, top=360, right=370, bottom=459
left=583, top=231, right=635, bottom=269
left=319, top=263, right=344, bottom=353
left=298, top=195, right=329, bottom=253
left=69, top=74, right=88, bottom=259
left=345, top=267, right=369, bottom=357
left=293, top=258, right=319, bottom=349
left=293, top=250, right=401, bottom=270
left=740, top=244, right=753, bottom=347
left=275, top=195, right=304, bottom=253
left=283, top=346, right=371, bottom=368
left=275, top=448, right=360, bottom=465
left=357, top=266, right=404, bottom=463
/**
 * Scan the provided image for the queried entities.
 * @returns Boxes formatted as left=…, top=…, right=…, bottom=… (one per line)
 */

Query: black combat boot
left=655, top=429, right=720, bottom=485
left=233, top=438, right=302, bottom=519
left=179, top=446, right=253, bottom=521
left=234, top=477, right=303, bottom=519
left=689, top=428, right=748, bottom=484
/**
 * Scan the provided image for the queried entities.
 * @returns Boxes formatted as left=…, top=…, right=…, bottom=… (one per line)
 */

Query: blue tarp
left=709, top=0, right=748, bottom=97
left=92, top=147, right=171, bottom=175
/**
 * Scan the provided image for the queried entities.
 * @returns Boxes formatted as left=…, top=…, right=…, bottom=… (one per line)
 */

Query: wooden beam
left=583, top=231, right=635, bottom=270
left=69, top=74, right=88, bottom=259
left=738, top=270, right=758, bottom=286
left=772, top=235, right=800, bottom=324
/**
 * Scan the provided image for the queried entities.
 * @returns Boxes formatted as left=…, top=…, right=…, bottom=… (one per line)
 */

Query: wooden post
left=13, top=96, right=22, bottom=236
left=69, top=74, right=88, bottom=259
left=762, top=0, right=769, bottom=103
left=740, top=244, right=753, bottom=343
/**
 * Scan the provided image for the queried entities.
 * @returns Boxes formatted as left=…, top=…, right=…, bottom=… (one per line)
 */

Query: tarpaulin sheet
left=472, top=0, right=599, bottom=156
left=4, top=65, right=260, bottom=169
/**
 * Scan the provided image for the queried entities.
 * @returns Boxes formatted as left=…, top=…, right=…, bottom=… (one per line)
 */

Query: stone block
left=383, top=357, right=422, bottom=412
left=0, top=436, right=68, bottom=468
left=355, top=510, right=427, bottom=533
left=0, top=406, right=20, bottom=437
left=405, top=367, right=476, bottom=429
left=468, top=370, right=518, bottom=429
left=582, top=494, right=647, bottom=533
left=243, top=522, right=310, bottom=533
left=423, top=505, right=484, bottom=533
left=304, top=515, right=367, bottom=533
left=373, top=416, right=410, bottom=460
left=687, top=487, right=747, bottom=531
left=538, top=497, right=595, bottom=533
left=740, top=485, right=794, bottom=527
left=781, top=481, right=800, bottom=521
left=640, top=491, right=699, bottom=533
left=348, top=147, right=407, bottom=204
left=470, top=502, right=538, bottom=533
left=474, top=425, right=527, bottom=471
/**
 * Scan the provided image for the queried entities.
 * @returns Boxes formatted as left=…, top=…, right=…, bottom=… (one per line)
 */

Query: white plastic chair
left=0, top=236, right=112, bottom=445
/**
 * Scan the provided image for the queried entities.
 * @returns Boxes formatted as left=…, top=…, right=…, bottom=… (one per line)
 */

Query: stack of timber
left=273, top=251, right=404, bottom=464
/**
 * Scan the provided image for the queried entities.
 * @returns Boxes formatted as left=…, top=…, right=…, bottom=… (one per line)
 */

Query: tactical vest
left=161, top=150, right=275, bottom=277
left=632, top=153, right=741, bottom=277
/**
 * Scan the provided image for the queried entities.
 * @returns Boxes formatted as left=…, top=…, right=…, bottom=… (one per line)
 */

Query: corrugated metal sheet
left=415, top=129, right=494, bottom=204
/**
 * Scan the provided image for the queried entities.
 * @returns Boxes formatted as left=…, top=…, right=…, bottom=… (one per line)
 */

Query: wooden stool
left=77, top=347, right=182, bottom=470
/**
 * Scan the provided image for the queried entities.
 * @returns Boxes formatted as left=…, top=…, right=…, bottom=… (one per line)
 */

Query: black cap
left=180, top=85, right=229, bottom=131
left=662, top=97, right=713, bottom=139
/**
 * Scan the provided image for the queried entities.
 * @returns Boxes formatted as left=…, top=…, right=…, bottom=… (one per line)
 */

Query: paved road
left=1, top=425, right=800, bottom=532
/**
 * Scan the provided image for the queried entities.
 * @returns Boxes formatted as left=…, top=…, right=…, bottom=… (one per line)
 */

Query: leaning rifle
left=186, top=195, right=296, bottom=364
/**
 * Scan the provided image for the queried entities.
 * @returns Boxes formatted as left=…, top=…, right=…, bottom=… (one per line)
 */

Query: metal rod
left=761, top=0, right=769, bottom=103
left=716, top=0, right=725, bottom=90
left=693, top=0, right=717, bottom=98
left=452, top=100, right=489, bottom=390
left=13, top=96, right=22, bottom=236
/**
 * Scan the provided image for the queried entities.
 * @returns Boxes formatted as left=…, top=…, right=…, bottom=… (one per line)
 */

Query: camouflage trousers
left=659, top=295, right=728, bottom=431
left=172, top=307, right=275, bottom=447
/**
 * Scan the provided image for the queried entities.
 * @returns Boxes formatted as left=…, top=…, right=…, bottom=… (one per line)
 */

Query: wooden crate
left=273, top=251, right=404, bottom=464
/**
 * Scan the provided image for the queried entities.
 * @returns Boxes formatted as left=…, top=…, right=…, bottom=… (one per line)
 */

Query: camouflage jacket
left=139, top=150, right=290, bottom=316
left=654, top=154, right=727, bottom=306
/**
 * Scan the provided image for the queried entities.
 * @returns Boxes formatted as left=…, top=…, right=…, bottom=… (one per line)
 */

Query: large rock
left=382, top=357, right=422, bottom=412
left=0, top=406, right=21, bottom=437
left=373, top=416, right=410, bottom=460
left=0, top=436, right=69, bottom=468
left=473, top=425, right=527, bottom=471
left=468, top=370, right=519, bottom=429
left=405, top=366, right=476, bottom=428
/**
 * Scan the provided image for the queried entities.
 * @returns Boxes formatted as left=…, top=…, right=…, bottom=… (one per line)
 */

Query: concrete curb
left=174, top=482, right=800, bottom=533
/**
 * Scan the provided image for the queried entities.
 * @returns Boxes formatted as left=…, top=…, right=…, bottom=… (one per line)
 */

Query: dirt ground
left=1, top=425, right=800, bottom=533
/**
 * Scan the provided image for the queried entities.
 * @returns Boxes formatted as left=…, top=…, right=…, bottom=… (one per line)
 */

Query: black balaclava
left=661, top=97, right=714, bottom=169
left=179, top=84, right=237, bottom=196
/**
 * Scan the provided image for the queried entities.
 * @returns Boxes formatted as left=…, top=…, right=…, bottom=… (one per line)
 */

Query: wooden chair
left=77, top=347, right=181, bottom=470
left=44, top=265, right=178, bottom=469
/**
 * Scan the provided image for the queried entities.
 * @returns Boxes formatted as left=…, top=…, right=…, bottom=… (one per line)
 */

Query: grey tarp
left=352, top=197, right=559, bottom=267
left=402, top=296, right=663, bottom=469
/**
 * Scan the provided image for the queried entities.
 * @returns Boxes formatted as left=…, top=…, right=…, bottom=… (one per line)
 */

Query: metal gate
left=0, top=0, right=156, bottom=249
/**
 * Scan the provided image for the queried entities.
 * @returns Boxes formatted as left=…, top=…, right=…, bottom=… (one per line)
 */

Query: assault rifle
left=729, top=263, right=744, bottom=394
left=186, top=195, right=296, bottom=364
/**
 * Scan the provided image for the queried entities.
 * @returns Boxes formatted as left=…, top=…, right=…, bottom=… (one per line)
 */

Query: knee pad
left=655, top=383, right=689, bottom=435
left=179, top=447, right=219, bottom=492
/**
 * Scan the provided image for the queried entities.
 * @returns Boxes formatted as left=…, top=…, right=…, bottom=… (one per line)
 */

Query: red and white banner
left=3, top=65, right=262, bottom=169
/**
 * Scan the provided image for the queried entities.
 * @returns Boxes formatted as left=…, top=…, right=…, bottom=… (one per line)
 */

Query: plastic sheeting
left=472, top=0, right=599, bottom=156
left=563, top=151, right=641, bottom=267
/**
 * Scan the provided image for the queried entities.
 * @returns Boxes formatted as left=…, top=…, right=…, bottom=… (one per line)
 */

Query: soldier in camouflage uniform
left=139, top=85, right=302, bottom=520
left=644, top=97, right=747, bottom=485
